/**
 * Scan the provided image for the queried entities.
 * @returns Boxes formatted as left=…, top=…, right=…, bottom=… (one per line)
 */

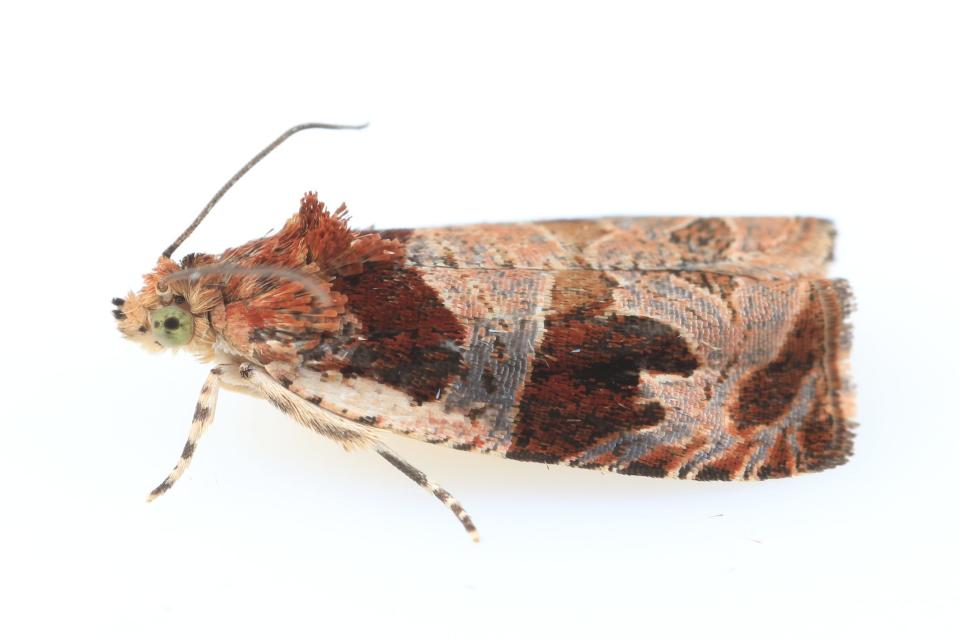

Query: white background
left=2, top=2, right=958, bottom=638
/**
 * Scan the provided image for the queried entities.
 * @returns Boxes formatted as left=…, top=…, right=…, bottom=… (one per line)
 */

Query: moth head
left=113, top=257, right=221, bottom=357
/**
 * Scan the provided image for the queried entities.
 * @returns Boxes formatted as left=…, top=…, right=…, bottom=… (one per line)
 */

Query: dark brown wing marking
left=669, top=218, right=734, bottom=262
left=332, top=263, right=466, bottom=404
left=506, top=270, right=698, bottom=463
left=697, top=282, right=853, bottom=479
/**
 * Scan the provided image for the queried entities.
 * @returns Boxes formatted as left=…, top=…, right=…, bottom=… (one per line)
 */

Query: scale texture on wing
left=394, top=216, right=836, bottom=277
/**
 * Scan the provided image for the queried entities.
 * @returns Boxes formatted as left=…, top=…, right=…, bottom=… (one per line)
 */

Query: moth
left=114, top=124, right=855, bottom=542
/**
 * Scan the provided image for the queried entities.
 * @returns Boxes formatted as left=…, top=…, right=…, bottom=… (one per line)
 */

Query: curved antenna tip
left=293, top=121, right=369, bottom=132
left=161, top=121, right=369, bottom=259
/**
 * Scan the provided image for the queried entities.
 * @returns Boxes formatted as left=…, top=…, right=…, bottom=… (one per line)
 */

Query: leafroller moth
left=114, top=123, right=855, bottom=542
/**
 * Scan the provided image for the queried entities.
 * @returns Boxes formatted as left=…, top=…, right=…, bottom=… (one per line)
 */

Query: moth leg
left=239, top=363, right=479, bottom=541
left=237, top=363, right=372, bottom=449
left=147, top=366, right=223, bottom=501
left=375, top=444, right=480, bottom=543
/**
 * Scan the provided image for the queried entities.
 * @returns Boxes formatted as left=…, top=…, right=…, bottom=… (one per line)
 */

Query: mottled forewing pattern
left=339, top=216, right=854, bottom=480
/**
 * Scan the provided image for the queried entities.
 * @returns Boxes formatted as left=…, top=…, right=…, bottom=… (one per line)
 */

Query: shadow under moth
left=114, top=124, right=855, bottom=541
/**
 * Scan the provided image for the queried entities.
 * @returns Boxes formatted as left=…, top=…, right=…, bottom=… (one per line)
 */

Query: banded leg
left=376, top=444, right=480, bottom=543
left=237, top=363, right=372, bottom=449
left=241, top=363, right=480, bottom=542
left=147, top=366, right=223, bottom=501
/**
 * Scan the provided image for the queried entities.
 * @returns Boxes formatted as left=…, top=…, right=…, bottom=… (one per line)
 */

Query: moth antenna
left=375, top=444, right=480, bottom=543
left=161, top=264, right=333, bottom=306
left=162, top=122, right=369, bottom=259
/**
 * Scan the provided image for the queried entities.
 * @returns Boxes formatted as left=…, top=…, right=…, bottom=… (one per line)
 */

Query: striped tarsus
left=147, top=367, right=222, bottom=501
left=376, top=445, right=480, bottom=543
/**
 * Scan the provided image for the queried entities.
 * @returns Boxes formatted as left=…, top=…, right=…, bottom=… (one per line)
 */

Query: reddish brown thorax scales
left=212, top=194, right=466, bottom=403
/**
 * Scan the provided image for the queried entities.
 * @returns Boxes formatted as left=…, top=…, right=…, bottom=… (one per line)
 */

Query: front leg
left=147, top=366, right=223, bottom=501
left=243, top=363, right=480, bottom=541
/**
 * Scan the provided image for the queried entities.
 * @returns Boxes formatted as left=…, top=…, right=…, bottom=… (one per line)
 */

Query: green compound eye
left=150, top=306, right=194, bottom=347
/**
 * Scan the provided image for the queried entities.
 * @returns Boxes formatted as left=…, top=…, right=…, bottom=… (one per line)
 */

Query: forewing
left=408, top=265, right=854, bottom=480
left=393, top=216, right=836, bottom=277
